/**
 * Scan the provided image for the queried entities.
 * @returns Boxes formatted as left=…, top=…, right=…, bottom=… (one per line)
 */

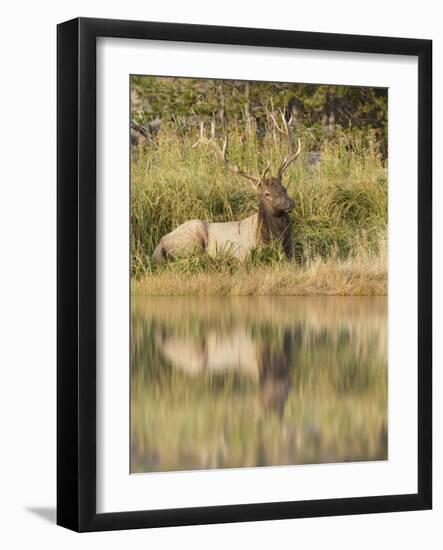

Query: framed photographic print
left=57, top=17, right=432, bottom=532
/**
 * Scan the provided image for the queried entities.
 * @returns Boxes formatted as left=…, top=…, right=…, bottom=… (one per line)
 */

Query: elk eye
left=264, top=191, right=271, bottom=197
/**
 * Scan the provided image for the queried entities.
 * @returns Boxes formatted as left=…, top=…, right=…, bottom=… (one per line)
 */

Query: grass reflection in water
left=131, top=296, right=387, bottom=473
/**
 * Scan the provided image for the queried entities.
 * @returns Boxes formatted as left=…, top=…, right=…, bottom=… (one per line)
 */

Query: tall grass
left=131, top=122, right=387, bottom=295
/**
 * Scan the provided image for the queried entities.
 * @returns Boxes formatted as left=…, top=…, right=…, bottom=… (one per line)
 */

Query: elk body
left=152, top=116, right=301, bottom=264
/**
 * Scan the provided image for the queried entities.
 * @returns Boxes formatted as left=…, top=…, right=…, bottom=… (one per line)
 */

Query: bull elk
left=152, top=115, right=301, bottom=263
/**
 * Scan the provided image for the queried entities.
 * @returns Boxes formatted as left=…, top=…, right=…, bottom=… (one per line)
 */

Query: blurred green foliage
left=131, top=77, right=387, bottom=152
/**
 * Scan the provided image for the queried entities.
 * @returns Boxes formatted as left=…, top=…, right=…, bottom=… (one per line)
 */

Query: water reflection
left=131, top=296, right=387, bottom=473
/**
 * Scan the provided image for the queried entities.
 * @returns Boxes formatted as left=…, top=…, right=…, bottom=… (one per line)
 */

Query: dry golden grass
left=132, top=242, right=387, bottom=296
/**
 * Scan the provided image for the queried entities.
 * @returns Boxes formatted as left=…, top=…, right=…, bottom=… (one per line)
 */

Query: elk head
left=193, top=114, right=301, bottom=217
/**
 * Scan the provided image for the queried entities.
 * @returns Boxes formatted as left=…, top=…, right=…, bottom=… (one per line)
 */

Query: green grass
left=131, top=123, right=387, bottom=295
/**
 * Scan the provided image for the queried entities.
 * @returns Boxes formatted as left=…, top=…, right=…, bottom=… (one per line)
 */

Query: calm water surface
left=131, top=296, right=387, bottom=473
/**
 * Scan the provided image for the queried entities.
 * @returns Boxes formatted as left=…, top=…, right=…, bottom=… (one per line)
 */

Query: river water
left=131, top=296, right=387, bottom=473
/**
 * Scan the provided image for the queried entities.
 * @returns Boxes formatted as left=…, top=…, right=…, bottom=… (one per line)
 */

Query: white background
left=97, top=39, right=418, bottom=512
left=0, top=1, right=441, bottom=548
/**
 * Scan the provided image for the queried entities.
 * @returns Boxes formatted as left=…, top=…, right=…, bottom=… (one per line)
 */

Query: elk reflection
left=131, top=296, right=388, bottom=472
left=258, top=331, right=293, bottom=417
left=155, top=327, right=293, bottom=417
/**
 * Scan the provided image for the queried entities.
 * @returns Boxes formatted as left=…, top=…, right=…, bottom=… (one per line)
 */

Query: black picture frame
left=57, top=17, right=432, bottom=532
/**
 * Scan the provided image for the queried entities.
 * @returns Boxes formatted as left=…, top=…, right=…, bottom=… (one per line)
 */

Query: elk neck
left=257, top=198, right=291, bottom=245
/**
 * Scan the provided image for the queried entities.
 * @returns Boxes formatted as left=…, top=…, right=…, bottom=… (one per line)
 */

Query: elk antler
left=270, top=111, right=302, bottom=178
left=193, top=123, right=262, bottom=185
